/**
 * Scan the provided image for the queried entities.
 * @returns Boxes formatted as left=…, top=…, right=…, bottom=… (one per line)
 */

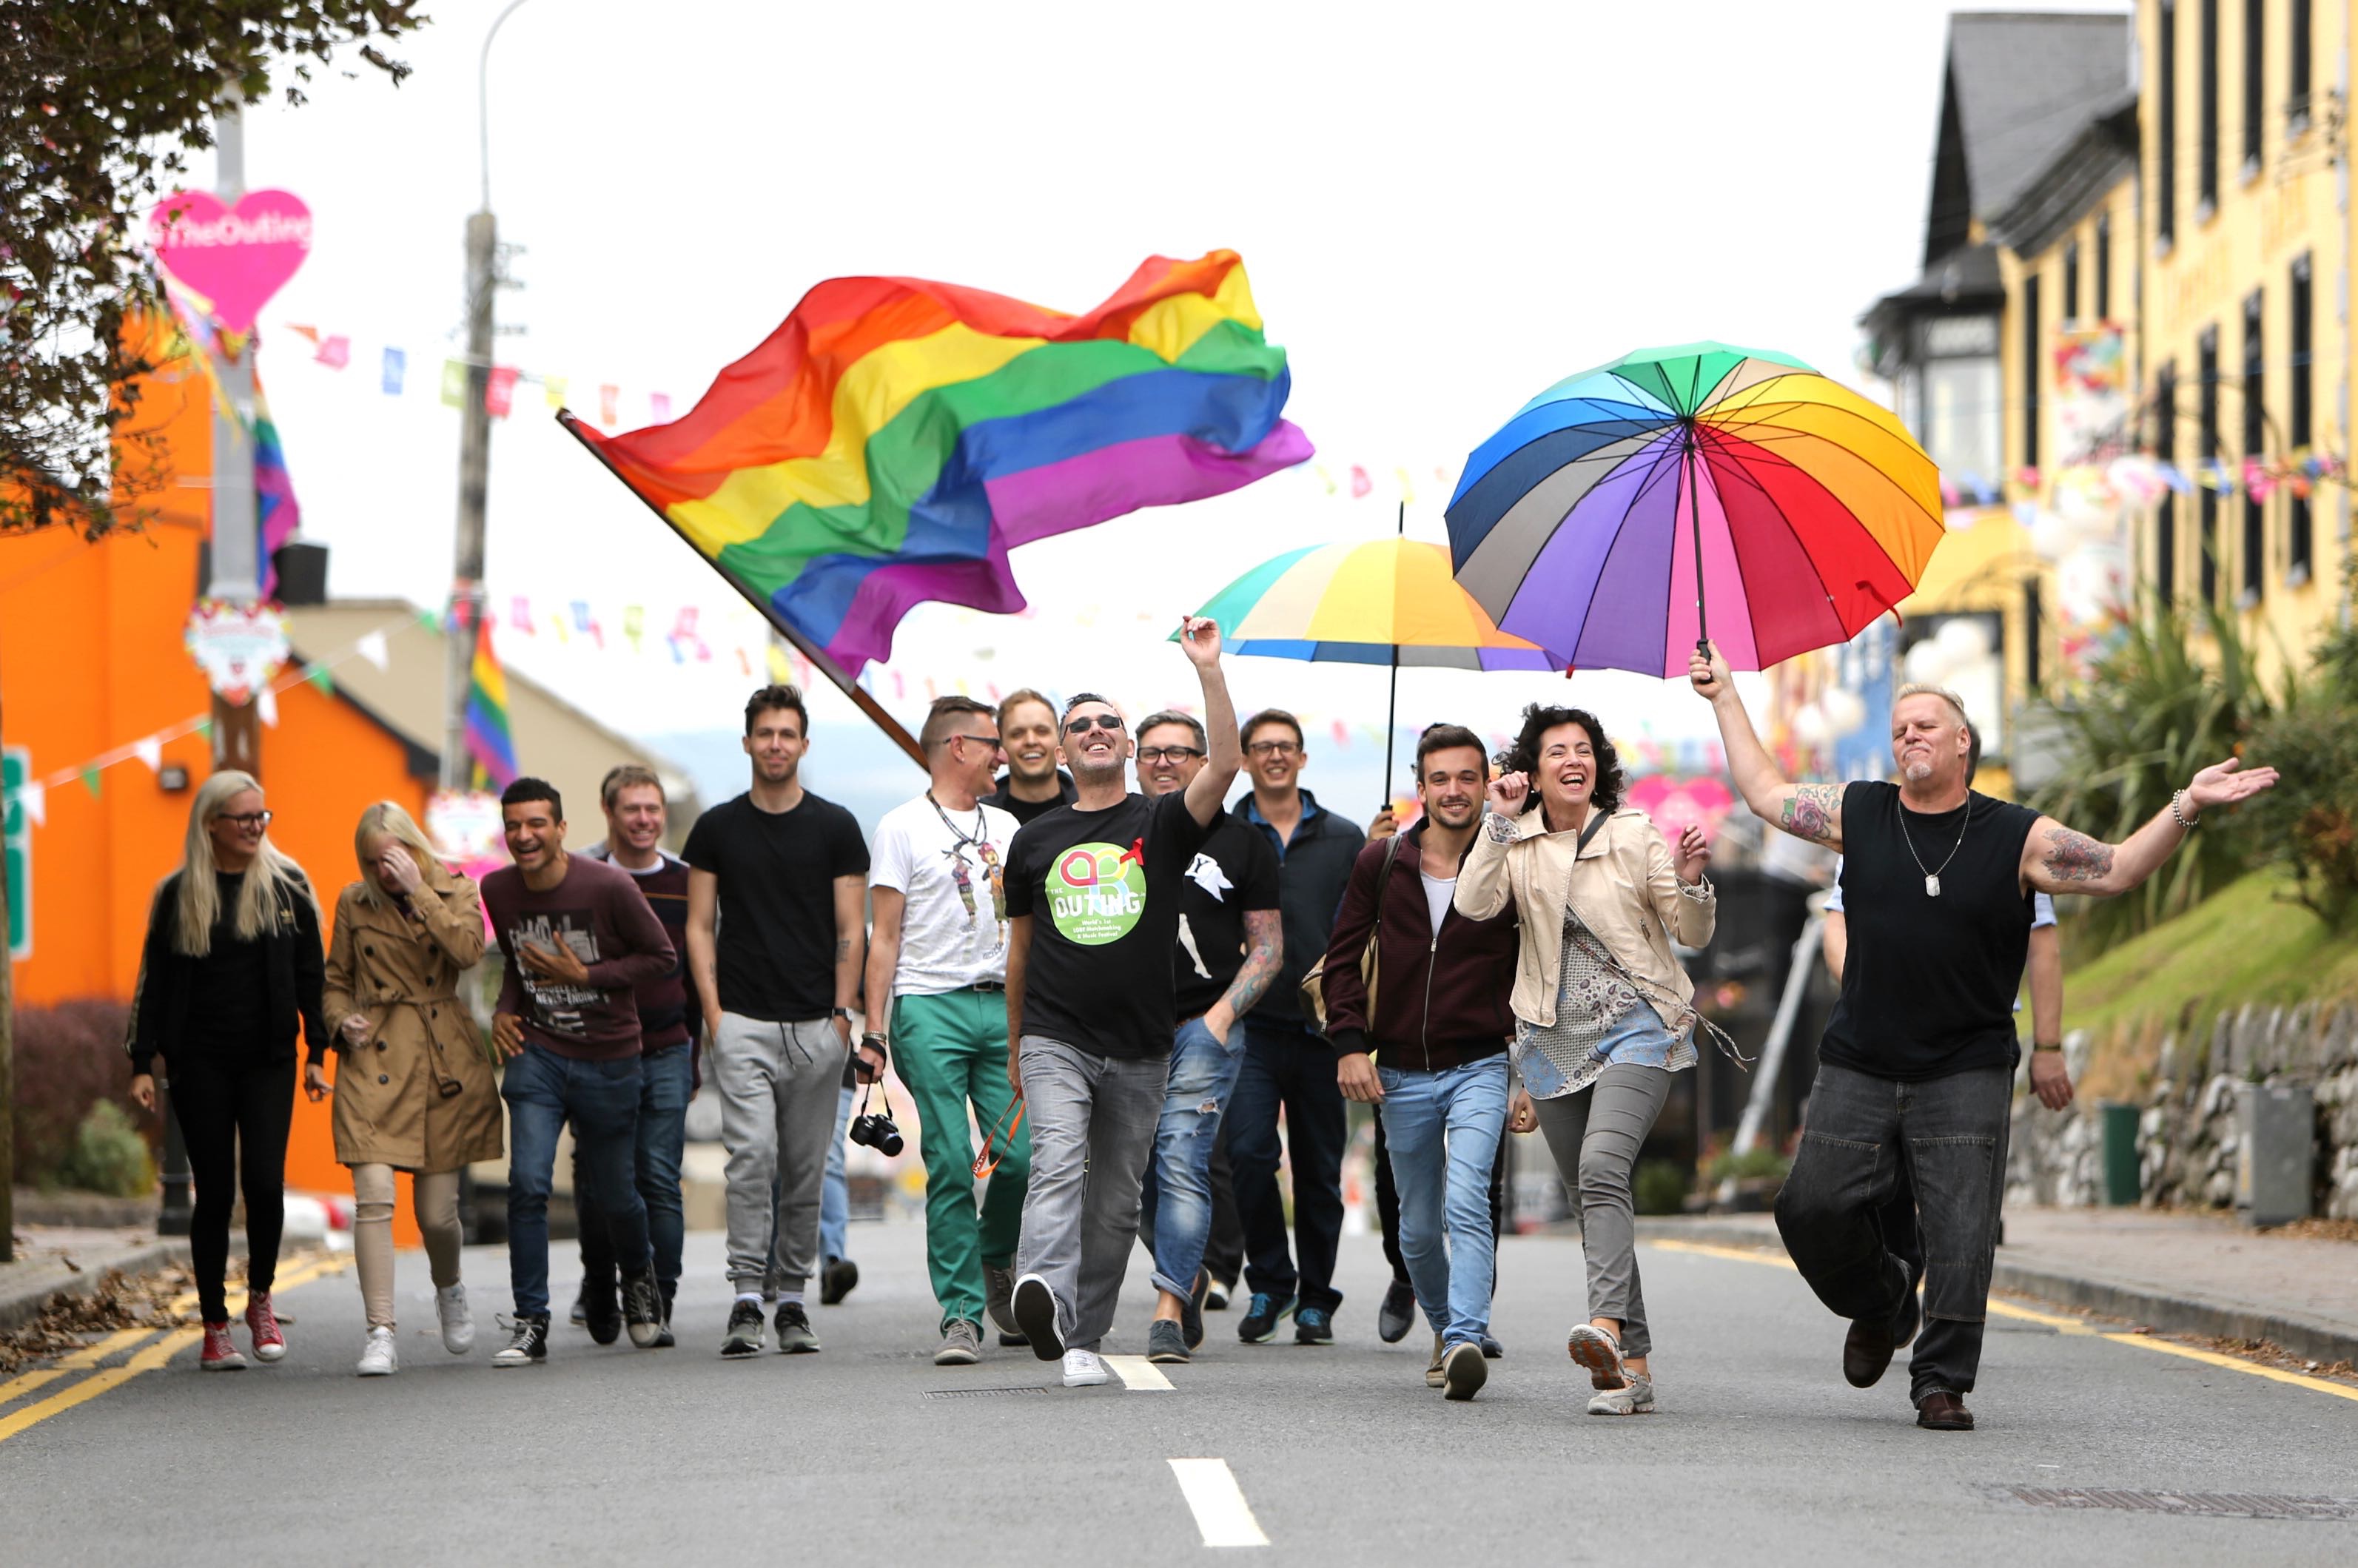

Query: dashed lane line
left=1645, top=1238, right=2358, bottom=1404
left=1167, top=1458, right=1269, bottom=1547
left=1105, top=1354, right=1175, bottom=1391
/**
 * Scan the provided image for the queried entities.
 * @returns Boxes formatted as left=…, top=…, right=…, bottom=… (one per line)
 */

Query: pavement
left=1, top=1217, right=2354, bottom=1564
left=0, top=1225, right=196, bottom=1330
left=1634, top=1207, right=2358, bottom=1367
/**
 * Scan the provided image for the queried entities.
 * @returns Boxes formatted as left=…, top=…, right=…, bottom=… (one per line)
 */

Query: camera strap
left=973, top=1094, right=1026, bottom=1180
left=859, top=1077, right=896, bottom=1122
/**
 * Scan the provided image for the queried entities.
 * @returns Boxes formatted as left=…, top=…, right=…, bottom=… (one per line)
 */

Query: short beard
left=1427, top=801, right=1478, bottom=829
left=1901, top=757, right=1934, bottom=783
left=1069, top=756, right=1126, bottom=787
left=1008, top=753, right=1056, bottom=784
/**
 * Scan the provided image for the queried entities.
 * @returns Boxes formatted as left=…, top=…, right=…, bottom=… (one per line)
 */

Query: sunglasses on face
left=1138, top=746, right=1206, bottom=764
left=946, top=733, right=1005, bottom=752
left=1064, top=714, right=1125, bottom=735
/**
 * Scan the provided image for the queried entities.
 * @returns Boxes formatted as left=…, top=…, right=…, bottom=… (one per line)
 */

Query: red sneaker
left=201, top=1322, right=247, bottom=1370
left=244, top=1291, right=286, bottom=1363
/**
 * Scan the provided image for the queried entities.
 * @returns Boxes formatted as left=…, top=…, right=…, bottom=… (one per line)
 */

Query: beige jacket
left=321, top=869, right=502, bottom=1172
left=1454, top=805, right=1715, bottom=1031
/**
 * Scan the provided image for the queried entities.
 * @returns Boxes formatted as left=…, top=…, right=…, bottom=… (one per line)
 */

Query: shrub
left=1633, top=1158, right=1690, bottom=1216
left=56, top=1101, right=156, bottom=1197
left=11, top=998, right=146, bottom=1186
left=2245, top=571, right=2358, bottom=928
left=1707, top=1145, right=1793, bottom=1185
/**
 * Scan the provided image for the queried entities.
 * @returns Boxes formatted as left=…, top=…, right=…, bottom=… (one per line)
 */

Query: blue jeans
left=1378, top=1055, right=1510, bottom=1347
left=1229, top=1017, right=1347, bottom=1312
left=504, top=1043, right=649, bottom=1318
left=576, top=1043, right=694, bottom=1295
left=821, top=1081, right=854, bottom=1263
left=1137, top=1016, right=1246, bottom=1299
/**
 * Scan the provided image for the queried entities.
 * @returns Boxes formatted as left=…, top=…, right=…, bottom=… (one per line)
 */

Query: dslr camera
left=847, top=1083, right=904, bottom=1157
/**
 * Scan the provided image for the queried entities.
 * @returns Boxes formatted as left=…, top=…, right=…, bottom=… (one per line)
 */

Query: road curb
left=1624, top=1217, right=2358, bottom=1368
left=0, top=1240, right=195, bottom=1332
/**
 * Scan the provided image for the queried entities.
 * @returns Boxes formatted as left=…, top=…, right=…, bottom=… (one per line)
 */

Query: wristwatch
left=831, top=1006, right=853, bottom=1022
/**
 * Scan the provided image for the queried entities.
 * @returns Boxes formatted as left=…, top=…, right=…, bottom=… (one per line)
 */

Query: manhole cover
left=2010, top=1487, right=2358, bottom=1521
left=921, top=1386, right=1049, bottom=1399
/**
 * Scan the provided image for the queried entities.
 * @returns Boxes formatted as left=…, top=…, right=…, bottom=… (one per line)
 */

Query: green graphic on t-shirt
left=1047, top=841, right=1147, bottom=946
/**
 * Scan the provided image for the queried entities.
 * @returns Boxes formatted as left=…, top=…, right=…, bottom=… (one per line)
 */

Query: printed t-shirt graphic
left=1005, top=789, right=1214, bottom=1060
left=870, top=795, right=1021, bottom=995
left=1172, top=818, right=1281, bottom=1020
left=510, top=909, right=602, bottom=1040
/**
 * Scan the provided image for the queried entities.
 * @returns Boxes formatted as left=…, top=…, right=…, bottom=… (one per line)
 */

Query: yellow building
left=2132, top=0, right=2350, bottom=667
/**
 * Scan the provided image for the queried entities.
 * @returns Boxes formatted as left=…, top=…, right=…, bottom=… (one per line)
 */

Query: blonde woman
left=1455, top=704, right=1716, bottom=1416
left=129, top=772, right=329, bottom=1371
left=318, top=802, right=500, bottom=1376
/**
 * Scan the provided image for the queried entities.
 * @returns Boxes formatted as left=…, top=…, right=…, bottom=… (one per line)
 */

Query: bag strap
left=1368, top=830, right=1408, bottom=947
left=1575, top=808, right=1610, bottom=857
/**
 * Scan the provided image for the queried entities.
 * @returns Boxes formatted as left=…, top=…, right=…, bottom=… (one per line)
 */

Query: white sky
left=201, top=0, right=2126, bottom=819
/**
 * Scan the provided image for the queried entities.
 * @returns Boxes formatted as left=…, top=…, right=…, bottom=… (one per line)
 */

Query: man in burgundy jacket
left=1324, top=724, right=1518, bottom=1401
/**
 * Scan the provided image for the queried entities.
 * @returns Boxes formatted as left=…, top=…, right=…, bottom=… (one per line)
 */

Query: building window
left=1921, top=314, right=2003, bottom=489
left=2155, top=362, right=2177, bottom=599
left=2063, top=240, right=2081, bottom=323
left=2160, top=2, right=2180, bottom=243
left=2291, top=0, right=2314, bottom=128
left=2021, top=273, right=2042, bottom=473
left=2243, top=0, right=2265, bottom=174
left=2200, top=0, right=2220, bottom=211
left=2242, top=289, right=2264, bottom=603
left=2291, top=253, right=2314, bottom=582
left=2095, top=214, right=2112, bottom=318
left=2200, top=326, right=2219, bottom=605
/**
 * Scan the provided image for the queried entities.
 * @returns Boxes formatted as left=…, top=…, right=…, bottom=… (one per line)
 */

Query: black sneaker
left=621, top=1268, right=664, bottom=1349
left=1294, top=1305, right=1335, bottom=1345
left=721, top=1300, right=766, bottom=1359
left=581, top=1280, right=622, bottom=1346
left=651, top=1284, right=676, bottom=1350
left=774, top=1301, right=821, bottom=1354
left=492, top=1313, right=549, bottom=1367
left=1376, top=1279, right=1417, bottom=1345
left=1180, top=1270, right=1209, bottom=1351
left=1146, top=1319, right=1191, bottom=1364
left=821, top=1256, right=861, bottom=1306
left=567, top=1289, right=588, bottom=1328
left=1237, top=1291, right=1296, bottom=1344
left=1480, top=1334, right=1505, bottom=1359
left=1010, top=1272, right=1064, bottom=1361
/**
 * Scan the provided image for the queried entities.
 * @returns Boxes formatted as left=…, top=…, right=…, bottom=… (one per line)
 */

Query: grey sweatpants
left=1013, top=1037, right=1168, bottom=1351
left=1532, top=1063, right=1673, bottom=1357
left=715, top=1013, right=848, bottom=1294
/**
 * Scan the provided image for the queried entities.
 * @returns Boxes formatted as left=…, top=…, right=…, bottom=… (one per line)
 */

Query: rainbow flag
left=464, top=613, right=518, bottom=789
left=568, top=250, right=1311, bottom=671
left=252, top=378, right=301, bottom=597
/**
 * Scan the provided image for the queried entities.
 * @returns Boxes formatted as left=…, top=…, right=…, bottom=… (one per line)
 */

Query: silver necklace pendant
left=1925, top=874, right=1941, bottom=898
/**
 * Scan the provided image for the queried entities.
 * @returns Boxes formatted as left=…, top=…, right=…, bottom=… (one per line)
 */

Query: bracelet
left=2032, top=1041, right=2063, bottom=1054
left=860, top=1032, right=888, bottom=1049
left=2169, top=789, right=2200, bottom=830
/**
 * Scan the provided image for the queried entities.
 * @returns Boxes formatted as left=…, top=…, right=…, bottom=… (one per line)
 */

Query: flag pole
left=557, top=410, right=927, bottom=770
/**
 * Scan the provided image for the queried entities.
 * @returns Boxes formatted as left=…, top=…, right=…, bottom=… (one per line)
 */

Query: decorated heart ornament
left=184, top=599, right=292, bottom=706
left=148, top=190, right=313, bottom=334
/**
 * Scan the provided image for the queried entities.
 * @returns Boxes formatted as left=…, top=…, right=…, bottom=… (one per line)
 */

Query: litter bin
left=2099, top=1101, right=2140, bottom=1206
left=2237, top=1083, right=2314, bottom=1227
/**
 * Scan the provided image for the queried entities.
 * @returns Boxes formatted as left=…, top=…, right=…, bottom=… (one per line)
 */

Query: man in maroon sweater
left=481, top=777, right=678, bottom=1367
left=1324, top=725, right=1519, bottom=1401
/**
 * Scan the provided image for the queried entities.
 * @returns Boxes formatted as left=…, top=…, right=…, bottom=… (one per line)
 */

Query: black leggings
left=169, top=1056, right=295, bottom=1322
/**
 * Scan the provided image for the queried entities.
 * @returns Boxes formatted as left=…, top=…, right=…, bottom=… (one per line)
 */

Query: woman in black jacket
left=128, top=770, right=329, bottom=1370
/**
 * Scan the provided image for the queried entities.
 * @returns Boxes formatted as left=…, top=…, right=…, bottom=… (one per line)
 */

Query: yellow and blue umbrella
left=1185, top=530, right=1554, bottom=779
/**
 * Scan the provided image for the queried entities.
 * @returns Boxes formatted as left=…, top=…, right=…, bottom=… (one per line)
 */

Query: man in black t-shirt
left=1128, top=709, right=1282, bottom=1365
left=1694, top=642, right=2276, bottom=1432
left=682, top=684, right=871, bottom=1361
left=1004, top=619, right=1242, bottom=1388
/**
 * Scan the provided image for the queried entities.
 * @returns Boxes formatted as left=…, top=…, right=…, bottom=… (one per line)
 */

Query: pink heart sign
left=148, top=189, right=313, bottom=334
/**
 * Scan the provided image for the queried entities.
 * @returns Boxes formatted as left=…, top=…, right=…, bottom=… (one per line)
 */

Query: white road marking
left=1168, top=1458, right=1269, bottom=1547
left=1105, top=1354, right=1174, bottom=1391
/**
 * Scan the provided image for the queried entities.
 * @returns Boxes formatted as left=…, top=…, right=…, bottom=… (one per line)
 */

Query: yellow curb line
left=0, top=1254, right=351, bottom=1446
left=1644, top=1237, right=2358, bottom=1404
left=0, top=1328, right=163, bottom=1407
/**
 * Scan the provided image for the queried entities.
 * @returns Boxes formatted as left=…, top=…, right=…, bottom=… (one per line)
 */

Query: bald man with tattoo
left=1692, top=643, right=2275, bottom=1432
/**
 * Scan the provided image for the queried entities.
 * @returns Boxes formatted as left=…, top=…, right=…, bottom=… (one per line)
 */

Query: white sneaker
left=436, top=1284, right=475, bottom=1354
left=357, top=1327, right=398, bottom=1377
left=1061, top=1349, right=1109, bottom=1387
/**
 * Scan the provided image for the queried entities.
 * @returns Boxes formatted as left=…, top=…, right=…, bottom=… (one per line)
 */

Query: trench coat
left=321, top=866, right=503, bottom=1171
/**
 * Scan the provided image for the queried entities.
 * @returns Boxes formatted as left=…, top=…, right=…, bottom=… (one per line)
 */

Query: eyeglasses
left=1137, top=746, right=1206, bottom=764
left=218, top=811, right=274, bottom=830
left=1246, top=739, right=1301, bottom=757
left=1064, top=714, right=1126, bottom=735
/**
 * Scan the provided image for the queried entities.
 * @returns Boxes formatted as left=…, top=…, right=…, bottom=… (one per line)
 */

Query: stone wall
left=2006, top=1003, right=2358, bottom=1219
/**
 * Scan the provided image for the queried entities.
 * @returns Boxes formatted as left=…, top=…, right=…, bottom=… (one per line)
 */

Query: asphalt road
left=4, top=1219, right=2354, bottom=1566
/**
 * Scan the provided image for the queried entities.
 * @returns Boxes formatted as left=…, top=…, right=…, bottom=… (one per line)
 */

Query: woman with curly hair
left=1455, top=703, right=1719, bottom=1415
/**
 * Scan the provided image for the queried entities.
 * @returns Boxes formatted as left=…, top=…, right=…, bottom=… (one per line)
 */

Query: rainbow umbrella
left=1445, top=342, right=1945, bottom=679
left=1185, top=523, right=1555, bottom=780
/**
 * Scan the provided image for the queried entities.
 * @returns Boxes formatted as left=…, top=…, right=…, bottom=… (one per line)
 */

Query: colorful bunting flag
left=599, top=385, right=619, bottom=426
left=315, top=334, right=351, bottom=369
left=440, top=359, right=467, bottom=408
left=382, top=347, right=406, bottom=396
left=486, top=366, right=520, bottom=419
left=544, top=375, right=568, bottom=410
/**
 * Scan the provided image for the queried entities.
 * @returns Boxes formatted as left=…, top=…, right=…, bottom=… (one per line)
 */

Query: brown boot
left=1915, top=1390, right=1975, bottom=1430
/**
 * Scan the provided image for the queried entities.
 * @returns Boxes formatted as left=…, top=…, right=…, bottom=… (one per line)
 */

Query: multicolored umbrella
left=1186, top=528, right=1554, bottom=779
left=1445, top=342, right=1945, bottom=679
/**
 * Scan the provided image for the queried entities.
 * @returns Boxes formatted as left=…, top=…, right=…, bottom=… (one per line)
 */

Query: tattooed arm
left=2023, top=758, right=2278, bottom=896
left=1688, top=639, right=1845, bottom=850
left=1206, top=909, right=1283, bottom=1046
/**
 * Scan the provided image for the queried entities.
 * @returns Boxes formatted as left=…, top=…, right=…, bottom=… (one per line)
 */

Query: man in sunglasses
left=1005, top=617, right=1241, bottom=1388
left=859, top=696, right=1031, bottom=1367
left=1130, top=710, right=1282, bottom=1364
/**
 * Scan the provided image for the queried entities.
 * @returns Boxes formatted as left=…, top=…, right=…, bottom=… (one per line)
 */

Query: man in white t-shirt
left=860, top=696, right=1031, bottom=1366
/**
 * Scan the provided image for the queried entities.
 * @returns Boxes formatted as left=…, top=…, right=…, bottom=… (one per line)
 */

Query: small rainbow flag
left=252, top=378, right=301, bottom=597
left=464, top=614, right=518, bottom=790
left=565, top=250, right=1309, bottom=672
